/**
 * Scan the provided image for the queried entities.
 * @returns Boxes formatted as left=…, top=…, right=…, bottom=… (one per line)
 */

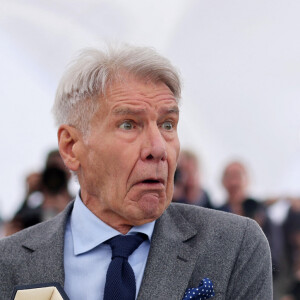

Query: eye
left=119, top=121, right=134, bottom=130
left=161, top=121, right=173, bottom=131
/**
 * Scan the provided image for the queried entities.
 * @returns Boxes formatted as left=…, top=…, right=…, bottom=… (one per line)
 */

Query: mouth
left=141, top=178, right=164, bottom=184
left=134, top=177, right=165, bottom=188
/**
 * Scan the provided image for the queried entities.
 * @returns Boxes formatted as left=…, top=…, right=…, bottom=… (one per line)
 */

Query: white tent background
left=1, top=0, right=300, bottom=220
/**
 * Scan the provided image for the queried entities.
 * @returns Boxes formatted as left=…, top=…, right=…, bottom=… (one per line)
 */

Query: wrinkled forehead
left=102, top=72, right=178, bottom=103
left=99, top=81, right=177, bottom=115
left=87, top=76, right=179, bottom=132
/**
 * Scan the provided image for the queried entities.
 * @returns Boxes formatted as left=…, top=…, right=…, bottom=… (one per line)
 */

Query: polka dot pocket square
left=183, top=278, right=215, bottom=300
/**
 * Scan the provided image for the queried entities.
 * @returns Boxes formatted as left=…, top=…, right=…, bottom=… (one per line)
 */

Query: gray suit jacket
left=0, top=202, right=272, bottom=300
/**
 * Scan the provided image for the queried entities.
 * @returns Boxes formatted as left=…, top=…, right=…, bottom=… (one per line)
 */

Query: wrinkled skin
left=59, top=77, right=180, bottom=233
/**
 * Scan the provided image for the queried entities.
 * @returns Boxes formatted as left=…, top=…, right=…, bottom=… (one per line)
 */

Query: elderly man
left=0, top=45, right=272, bottom=300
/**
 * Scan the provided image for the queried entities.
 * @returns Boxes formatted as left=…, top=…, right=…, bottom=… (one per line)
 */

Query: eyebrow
left=112, top=106, right=179, bottom=116
left=112, top=108, right=147, bottom=116
left=159, top=106, right=180, bottom=115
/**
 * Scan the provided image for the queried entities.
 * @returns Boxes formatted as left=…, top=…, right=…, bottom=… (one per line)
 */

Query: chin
left=138, top=195, right=169, bottom=221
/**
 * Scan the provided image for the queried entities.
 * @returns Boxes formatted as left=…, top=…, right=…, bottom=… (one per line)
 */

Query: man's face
left=222, top=163, right=248, bottom=202
left=75, top=77, right=180, bottom=231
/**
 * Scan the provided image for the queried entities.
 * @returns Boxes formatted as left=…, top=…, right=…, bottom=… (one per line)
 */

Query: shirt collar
left=70, top=193, right=156, bottom=255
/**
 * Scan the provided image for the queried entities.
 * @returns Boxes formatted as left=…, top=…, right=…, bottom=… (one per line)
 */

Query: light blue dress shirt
left=64, top=194, right=155, bottom=300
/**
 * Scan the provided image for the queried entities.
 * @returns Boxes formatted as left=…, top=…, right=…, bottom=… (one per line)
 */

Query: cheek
left=108, top=150, right=139, bottom=195
left=166, top=142, right=179, bottom=194
left=82, top=142, right=116, bottom=185
left=166, top=184, right=174, bottom=203
left=172, top=133, right=180, bottom=154
left=168, top=142, right=180, bottom=175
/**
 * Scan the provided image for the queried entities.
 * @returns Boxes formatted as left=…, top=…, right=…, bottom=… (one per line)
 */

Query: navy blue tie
left=103, top=234, right=146, bottom=300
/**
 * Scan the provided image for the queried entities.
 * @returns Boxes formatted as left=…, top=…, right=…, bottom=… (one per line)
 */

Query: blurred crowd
left=173, top=150, right=300, bottom=300
left=1, top=148, right=300, bottom=299
left=2, top=150, right=73, bottom=236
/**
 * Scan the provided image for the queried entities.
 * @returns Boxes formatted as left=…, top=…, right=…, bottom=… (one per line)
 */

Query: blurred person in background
left=280, top=198, right=300, bottom=300
left=173, top=149, right=214, bottom=209
left=0, top=214, right=3, bottom=238
left=218, top=161, right=283, bottom=279
left=4, top=149, right=73, bottom=236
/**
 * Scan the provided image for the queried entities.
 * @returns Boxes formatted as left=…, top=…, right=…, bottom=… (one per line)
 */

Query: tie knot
left=106, top=234, right=146, bottom=259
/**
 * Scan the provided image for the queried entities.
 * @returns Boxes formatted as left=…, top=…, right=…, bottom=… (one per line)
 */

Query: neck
left=80, top=190, right=134, bottom=235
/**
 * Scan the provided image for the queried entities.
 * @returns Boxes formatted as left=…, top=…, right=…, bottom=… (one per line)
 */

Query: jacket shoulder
left=166, top=203, right=272, bottom=299
left=168, top=202, right=252, bottom=235
left=0, top=201, right=73, bottom=254
left=167, top=203, right=270, bottom=268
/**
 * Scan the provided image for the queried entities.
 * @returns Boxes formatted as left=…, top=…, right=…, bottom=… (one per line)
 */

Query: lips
left=133, top=177, right=165, bottom=187
left=141, top=178, right=165, bottom=184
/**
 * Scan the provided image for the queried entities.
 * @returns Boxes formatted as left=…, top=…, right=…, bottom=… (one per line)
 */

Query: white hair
left=52, top=43, right=181, bottom=133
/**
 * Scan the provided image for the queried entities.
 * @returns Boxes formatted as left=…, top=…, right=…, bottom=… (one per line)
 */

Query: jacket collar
left=138, top=203, right=198, bottom=300
left=20, top=201, right=74, bottom=287
left=20, top=201, right=198, bottom=299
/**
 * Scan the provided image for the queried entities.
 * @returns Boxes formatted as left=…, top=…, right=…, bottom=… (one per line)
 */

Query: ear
left=57, top=125, right=81, bottom=172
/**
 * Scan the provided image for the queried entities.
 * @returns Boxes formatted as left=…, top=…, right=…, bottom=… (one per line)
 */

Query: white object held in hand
left=11, top=282, right=69, bottom=300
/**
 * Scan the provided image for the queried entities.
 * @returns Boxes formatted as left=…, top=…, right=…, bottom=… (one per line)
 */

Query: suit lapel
left=20, top=202, right=73, bottom=287
left=17, top=201, right=198, bottom=298
left=138, top=204, right=199, bottom=300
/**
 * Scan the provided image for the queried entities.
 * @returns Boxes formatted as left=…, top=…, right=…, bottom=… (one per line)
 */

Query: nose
left=141, top=124, right=167, bottom=162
